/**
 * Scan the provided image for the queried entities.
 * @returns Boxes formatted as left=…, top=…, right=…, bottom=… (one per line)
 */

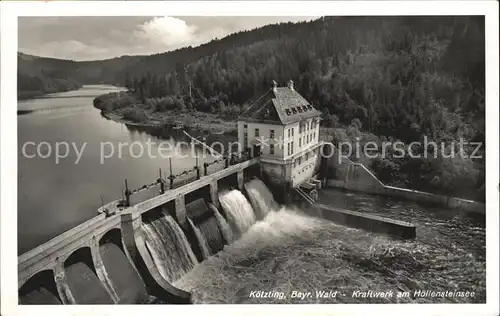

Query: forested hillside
left=17, top=53, right=83, bottom=99
left=21, top=16, right=486, bottom=201
left=120, top=17, right=484, bottom=142
left=105, top=17, right=486, bottom=201
left=17, top=53, right=146, bottom=98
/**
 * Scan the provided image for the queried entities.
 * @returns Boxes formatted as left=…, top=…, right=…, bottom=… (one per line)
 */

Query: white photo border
left=1, top=1, right=498, bottom=316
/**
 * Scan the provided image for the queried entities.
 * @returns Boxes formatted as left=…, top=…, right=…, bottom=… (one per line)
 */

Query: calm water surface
left=18, top=85, right=216, bottom=254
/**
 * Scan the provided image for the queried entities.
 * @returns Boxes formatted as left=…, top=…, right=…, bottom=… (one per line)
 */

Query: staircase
left=294, top=187, right=315, bottom=205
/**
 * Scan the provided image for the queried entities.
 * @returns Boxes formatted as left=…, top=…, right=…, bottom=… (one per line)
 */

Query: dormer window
left=302, top=106, right=308, bottom=112
left=297, top=107, right=303, bottom=113
left=307, top=105, right=313, bottom=110
left=285, top=109, right=291, bottom=115
left=292, top=108, right=297, bottom=114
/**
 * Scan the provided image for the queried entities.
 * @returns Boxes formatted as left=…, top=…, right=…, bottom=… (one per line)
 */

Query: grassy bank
left=94, top=91, right=237, bottom=134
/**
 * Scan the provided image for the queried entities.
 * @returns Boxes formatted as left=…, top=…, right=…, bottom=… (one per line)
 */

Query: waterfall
left=142, top=214, right=198, bottom=283
left=188, top=218, right=212, bottom=260
left=219, top=190, right=256, bottom=236
left=244, top=178, right=279, bottom=219
left=208, top=202, right=234, bottom=244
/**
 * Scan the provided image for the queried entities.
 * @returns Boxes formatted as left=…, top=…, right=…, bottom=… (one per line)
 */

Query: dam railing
left=121, top=148, right=252, bottom=208
left=18, top=156, right=259, bottom=291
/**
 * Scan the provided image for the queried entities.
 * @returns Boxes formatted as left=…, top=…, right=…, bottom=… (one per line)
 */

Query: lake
left=17, top=85, right=219, bottom=254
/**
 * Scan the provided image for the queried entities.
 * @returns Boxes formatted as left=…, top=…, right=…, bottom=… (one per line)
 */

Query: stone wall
left=323, top=144, right=485, bottom=215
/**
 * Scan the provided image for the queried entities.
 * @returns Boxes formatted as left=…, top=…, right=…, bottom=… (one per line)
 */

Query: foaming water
left=189, top=218, right=211, bottom=260
left=317, top=189, right=486, bottom=260
left=209, top=202, right=234, bottom=244
left=142, top=215, right=198, bottom=283
left=245, top=178, right=279, bottom=219
left=219, top=190, right=256, bottom=236
left=174, top=207, right=485, bottom=303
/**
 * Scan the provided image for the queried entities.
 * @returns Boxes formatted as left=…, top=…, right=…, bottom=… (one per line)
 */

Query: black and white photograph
left=1, top=1, right=499, bottom=315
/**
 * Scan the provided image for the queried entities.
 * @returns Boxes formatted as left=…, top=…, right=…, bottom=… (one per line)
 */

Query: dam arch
left=98, top=228, right=122, bottom=247
left=185, top=184, right=211, bottom=205
left=98, top=228, right=150, bottom=303
left=17, top=158, right=260, bottom=304
left=19, top=269, right=61, bottom=304
left=63, top=247, right=114, bottom=304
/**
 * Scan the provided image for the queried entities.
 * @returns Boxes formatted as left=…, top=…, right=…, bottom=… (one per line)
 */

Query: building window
left=270, top=129, right=275, bottom=139
left=244, top=124, right=248, bottom=128
left=306, top=152, right=309, bottom=160
left=287, top=143, right=290, bottom=155
left=270, top=144, right=275, bottom=155
left=290, top=141, right=294, bottom=155
left=287, top=129, right=290, bottom=138
left=291, top=128, right=294, bottom=137
left=243, top=132, right=248, bottom=147
left=255, top=128, right=259, bottom=137
left=298, top=157, right=302, bottom=165
left=299, top=138, right=301, bottom=147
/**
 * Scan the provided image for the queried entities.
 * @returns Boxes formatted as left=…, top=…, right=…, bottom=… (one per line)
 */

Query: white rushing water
left=142, top=215, right=198, bottom=283
left=244, top=178, right=279, bottom=219
left=219, top=190, right=257, bottom=236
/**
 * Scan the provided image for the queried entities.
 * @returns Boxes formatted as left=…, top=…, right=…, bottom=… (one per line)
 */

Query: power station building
left=237, top=80, right=323, bottom=196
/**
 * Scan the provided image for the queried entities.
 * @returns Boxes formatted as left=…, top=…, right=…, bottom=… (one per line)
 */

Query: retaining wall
left=324, top=146, right=485, bottom=215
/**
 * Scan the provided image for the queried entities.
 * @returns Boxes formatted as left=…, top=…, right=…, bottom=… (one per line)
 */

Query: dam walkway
left=18, top=157, right=260, bottom=304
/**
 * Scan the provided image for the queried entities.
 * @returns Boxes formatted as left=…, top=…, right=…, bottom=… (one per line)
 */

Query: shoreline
left=18, top=85, right=83, bottom=101
left=98, top=107, right=239, bottom=136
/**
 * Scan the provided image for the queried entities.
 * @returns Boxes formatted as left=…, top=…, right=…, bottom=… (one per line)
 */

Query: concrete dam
left=18, top=146, right=489, bottom=304
left=17, top=82, right=486, bottom=304
left=18, top=157, right=265, bottom=304
left=18, top=149, right=423, bottom=304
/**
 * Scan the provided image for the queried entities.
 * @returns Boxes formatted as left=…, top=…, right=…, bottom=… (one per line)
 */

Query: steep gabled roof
left=239, top=85, right=322, bottom=125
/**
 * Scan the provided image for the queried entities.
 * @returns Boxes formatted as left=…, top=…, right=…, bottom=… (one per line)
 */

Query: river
left=17, top=85, right=219, bottom=254
left=174, top=185, right=486, bottom=303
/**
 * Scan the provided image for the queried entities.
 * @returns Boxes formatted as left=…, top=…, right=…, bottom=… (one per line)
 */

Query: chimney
left=287, top=80, right=294, bottom=91
left=271, top=80, right=278, bottom=92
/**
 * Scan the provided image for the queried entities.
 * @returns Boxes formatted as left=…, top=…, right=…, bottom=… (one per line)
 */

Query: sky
left=18, top=16, right=316, bottom=61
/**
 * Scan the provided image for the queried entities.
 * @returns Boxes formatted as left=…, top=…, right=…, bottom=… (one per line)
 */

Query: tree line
left=115, top=17, right=484, bottom=201
left=21, top=17, right=485, bottom=201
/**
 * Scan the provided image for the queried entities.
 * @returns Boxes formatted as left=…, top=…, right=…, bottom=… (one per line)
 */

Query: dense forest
left=17, top=53, right=83, bottom=99
left=17, top=53, right=144, bottom=98
left=21, top=16, right=486, bottom=201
